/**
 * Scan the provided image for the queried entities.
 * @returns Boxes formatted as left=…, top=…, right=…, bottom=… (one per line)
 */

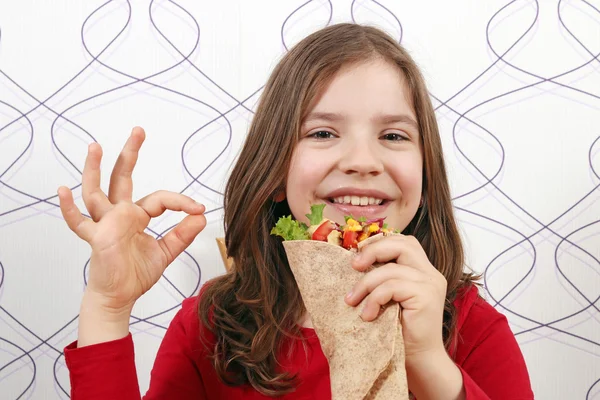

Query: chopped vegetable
left=272, top=204, right=397, bottom=249
left=342, top=230, right=358, bottom=249
left=306, top=203, right=326, bottom=226
left=312, top=220, right=337, bottom=241
left=270, top=216, right=310, bottom=241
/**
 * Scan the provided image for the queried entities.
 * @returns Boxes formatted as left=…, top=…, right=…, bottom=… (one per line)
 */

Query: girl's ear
left=419, top=196, right=424, bottom=208
left=273, top=189, right=286, bottom=203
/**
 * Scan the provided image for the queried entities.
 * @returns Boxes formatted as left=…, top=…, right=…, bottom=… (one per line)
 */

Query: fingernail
left=345, top=291, right=353, bottom=300
left=353, top=253, right=362, bottom=263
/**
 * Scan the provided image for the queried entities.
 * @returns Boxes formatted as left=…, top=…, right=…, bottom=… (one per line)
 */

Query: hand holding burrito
left=348, top=234, right=448, bottom=370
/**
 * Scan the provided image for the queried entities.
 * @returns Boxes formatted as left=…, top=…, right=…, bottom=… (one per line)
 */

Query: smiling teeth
left=332, top=196, right=383, bottom=205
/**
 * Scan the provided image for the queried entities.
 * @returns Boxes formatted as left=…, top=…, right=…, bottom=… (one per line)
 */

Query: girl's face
left=286, top=59, right=423, bottom=231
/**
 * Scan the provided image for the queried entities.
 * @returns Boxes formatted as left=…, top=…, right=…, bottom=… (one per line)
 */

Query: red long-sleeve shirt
left=64, top=284, right=534, bottom=399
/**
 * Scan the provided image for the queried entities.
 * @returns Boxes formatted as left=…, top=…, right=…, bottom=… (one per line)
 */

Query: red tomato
left=342, top=230, right=358, bottom=249
left=312, top=221, right=336, bottom=241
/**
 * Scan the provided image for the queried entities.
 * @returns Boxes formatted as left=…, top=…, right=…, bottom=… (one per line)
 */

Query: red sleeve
left=65, top=333, right=141, bottom=400
left=455, top=292, right=534, bottom=400
left=64, top=297, right=207, bottom=400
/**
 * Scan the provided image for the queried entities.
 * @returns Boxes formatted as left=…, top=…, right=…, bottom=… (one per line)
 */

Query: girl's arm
left=405, top=350, right=465, bottom=400
left=452, top=308, right=534, bottom=400
left=58, top=128, right=208, bottom=399
left=65, top=296, right=207, bottom=400
left=406, top=296, right=533, bottom=400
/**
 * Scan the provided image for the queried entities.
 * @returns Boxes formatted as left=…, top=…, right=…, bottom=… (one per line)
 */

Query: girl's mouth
left=329, top=195, right=386, bottom=206
left=325, top=197, right=391, bottom=218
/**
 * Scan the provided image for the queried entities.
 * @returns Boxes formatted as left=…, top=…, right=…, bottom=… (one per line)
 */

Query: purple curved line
left=442, top=0, right=600, bottom=339
left=49, top=77, right=234, bottom=194
left=52, top=352, right=69, bottom=398
left=0, top=100, right=33, bottom=181
left=0, top=0, right=264, bottom=218
left=449, top=0, right=539, bottom=200
left=485, top=1, right=600, bottom=86
left=281, top=0, right=333, bottom=51
left=449, top=0, right=600, bottom=328
left=79, top=0, right=198, bottom=86
left=451, top=59, right=600, bottom=227
left=589, top=135, right=600, bottom=180
left=0, top=2, right=131, bottom=211
left=456, top=207, right=537, bottom=308
left=480, top=185, right=600, bottom=330
left=443, top=0, right=600, bottom=201
left=434, top=0, right=530, bottom=112
left=178, top=90, right=264, bottom=196
left=0, top=1, right=126, bottom=155
left=486, top=0, right=600, bottom=82
left=0, top=309, right=78, bottom=375
left=554, top=219, right=600, bottom=313
left=49, top=0, right=131, bottom=175
left=48, top=0, right=222, bottom=202
left=350, top=0, right=403, bottom=44
left=51, top=0, right=234, bottom=199
left=0, top=336, right=36, bottom=399
left=587, top=375, right=600, bottom=400
left=150, top=0, right=256, bottom=115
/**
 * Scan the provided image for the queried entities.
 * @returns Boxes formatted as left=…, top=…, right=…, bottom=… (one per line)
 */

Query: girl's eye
left=381, top=132, right=408, bottom=141
left=309, top=130, right=336, bottom=140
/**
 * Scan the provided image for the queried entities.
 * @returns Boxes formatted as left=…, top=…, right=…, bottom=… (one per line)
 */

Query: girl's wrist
left=77, top=290, right=133, bottom=348
left=406, top=347, right=465, bottom=400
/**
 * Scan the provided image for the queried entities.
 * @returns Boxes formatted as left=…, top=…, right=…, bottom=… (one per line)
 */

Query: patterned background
left=0, top=0, right=599, bottom=398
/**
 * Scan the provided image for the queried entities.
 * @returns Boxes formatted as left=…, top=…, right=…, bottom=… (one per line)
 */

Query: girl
left=58, top=23, right=533, bottom=399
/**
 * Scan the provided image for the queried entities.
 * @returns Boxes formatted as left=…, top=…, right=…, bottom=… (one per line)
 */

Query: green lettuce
left=270, top=216, right=309, bottom=241
left=305, top=203, right=326, bottom=226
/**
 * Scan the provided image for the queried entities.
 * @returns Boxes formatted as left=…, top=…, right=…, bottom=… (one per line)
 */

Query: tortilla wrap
left=283, top=237, right=408, bottom=400
left=216, top=237, right=234, bottom=272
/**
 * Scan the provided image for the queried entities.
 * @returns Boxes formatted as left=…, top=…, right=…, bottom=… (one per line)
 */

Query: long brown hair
left=199, top=23, right=479, bottom=396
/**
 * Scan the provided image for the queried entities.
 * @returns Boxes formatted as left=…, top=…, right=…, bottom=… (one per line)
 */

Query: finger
left=345, top=263, right=422, bottom=306
left=82, top=142, right=112, bottom=221
left=108, top=127, right=146, bottom=203
left=57, top=186, right=95, bottom=242
left=158, top=214, right=207, bottom=265
left=360, top=279, right=411, bottom=322
left=136, top=191, right=205, bottom=218
left=352, top=235, right=424, bottom=271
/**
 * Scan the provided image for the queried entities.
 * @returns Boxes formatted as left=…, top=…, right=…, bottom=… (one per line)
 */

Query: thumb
left=157, top=214, right=207, bottom=265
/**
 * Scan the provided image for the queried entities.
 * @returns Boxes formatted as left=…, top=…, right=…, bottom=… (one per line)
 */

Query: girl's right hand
left=57, top=127, right=206, bottom=345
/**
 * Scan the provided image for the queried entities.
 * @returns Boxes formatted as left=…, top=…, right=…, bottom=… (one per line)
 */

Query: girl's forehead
left=304, top=60, right=415, bottom=123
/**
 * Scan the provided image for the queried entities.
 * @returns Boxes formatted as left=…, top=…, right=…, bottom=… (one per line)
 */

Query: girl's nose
left=338, top=139, right=384, bottom=176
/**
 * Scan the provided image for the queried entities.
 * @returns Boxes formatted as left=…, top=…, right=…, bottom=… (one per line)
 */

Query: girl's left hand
left=344, top=234, right=448, bottom=365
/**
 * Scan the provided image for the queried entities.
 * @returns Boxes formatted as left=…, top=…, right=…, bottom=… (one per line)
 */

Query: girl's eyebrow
left=375, top=114, right=419, bottom=130
left=303, top=112, right=419, bottom=130
left=302, top=112, right=345, bottom=125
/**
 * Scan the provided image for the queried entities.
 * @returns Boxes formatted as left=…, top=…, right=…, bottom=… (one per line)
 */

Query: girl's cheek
left=388, top=159, right=422, bottom=189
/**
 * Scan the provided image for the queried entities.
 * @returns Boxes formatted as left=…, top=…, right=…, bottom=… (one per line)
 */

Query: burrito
left=271, top=205, right=409, bottom=400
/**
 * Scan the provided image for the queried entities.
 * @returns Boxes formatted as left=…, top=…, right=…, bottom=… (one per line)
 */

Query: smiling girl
left=58, top=23, right=533, bottom=399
